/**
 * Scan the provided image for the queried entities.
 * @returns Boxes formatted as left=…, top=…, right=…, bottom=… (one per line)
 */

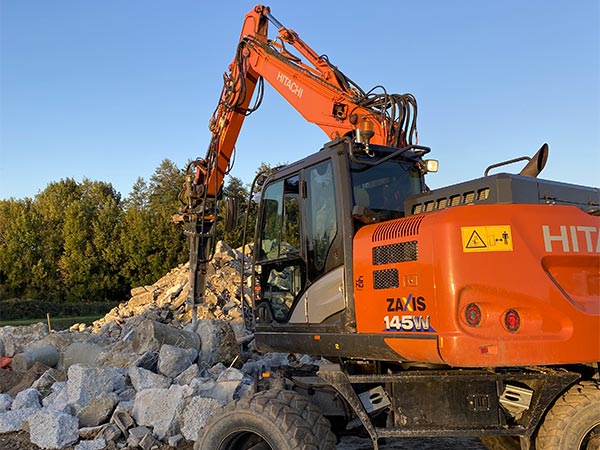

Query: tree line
left=0, top=159, right=251, bottom=312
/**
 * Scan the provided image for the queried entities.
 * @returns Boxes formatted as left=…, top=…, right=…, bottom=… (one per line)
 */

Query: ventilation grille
left=373, top=241, right=418, bottom=265
left=411, top=188, right=490, bottom=214
left=372, top=216, right=423, bottom=242
left=373, top=268, right=399, bottom=290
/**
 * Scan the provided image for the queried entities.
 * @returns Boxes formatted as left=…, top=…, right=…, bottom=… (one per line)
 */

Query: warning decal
left=461, top=226, right=513, bottom=252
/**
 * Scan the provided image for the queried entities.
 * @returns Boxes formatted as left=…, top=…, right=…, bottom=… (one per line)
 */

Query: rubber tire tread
left=536, top=381, right=600, bottom=450
left=197, top=389, right=336, bottom=450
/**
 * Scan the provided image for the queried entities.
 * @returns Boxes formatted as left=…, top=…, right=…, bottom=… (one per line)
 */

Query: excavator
left=174, top=5, right=600, bottom=450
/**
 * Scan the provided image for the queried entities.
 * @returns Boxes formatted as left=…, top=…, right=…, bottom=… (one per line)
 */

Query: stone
left=0, top=408, right=38, bottom=433
left=12, top=388, right=42, bottom=410
left=78, top=425, right=104, bottom=440
left=0, top=393, right=13, bottom=412
left=77, top=393, right=118, bottom=428
left=139, top=433, right=160, bottom=450
left=158, top=344, right=193, bottom=378
left=74, top=439, right=107, bottom=450
left=174, top=363, right=200, bottom=386
left=131, top=319, right=200, bottom=354
left=127, top=425, right=152, bottom=447
left=134, top=351, right=159, bottom=372
left=196, top=320, right=240, bottom=368
left=96, top=423, right=122, bottom=442
left=180, top=396, right=222, bottom=441
left=28, top=410, right=79, bottom=449
left=110, top=408, right=135, bottom=435
left=12, top=346, right=59, bottom=372
left=63, top=342, right=104, bottom=369
left=132, top=384, right=193, bottom=440
left=129, top=366, right=171, bottom=391
left=31, top=368, right=66, bottom=391
left=67, top=365, right=126, bottom=412
left=0, top=323, right=48, bottom=357
left=42, top=382, right=74, bottom=415
left=167, top=434, right=184, bottom=447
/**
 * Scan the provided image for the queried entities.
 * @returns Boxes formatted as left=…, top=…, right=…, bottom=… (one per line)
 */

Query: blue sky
left=1, top=0, right=598, bottom=200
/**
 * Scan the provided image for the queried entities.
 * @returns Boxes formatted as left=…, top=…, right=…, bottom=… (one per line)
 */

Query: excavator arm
left=175, top=4, right=419, bottom=316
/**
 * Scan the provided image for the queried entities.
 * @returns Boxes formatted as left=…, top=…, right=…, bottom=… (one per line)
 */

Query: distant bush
left=0, top=298, right=118, bottom=321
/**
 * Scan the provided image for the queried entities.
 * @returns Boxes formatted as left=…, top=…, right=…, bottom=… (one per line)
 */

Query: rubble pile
left=0, top=241, right=319, bottom=449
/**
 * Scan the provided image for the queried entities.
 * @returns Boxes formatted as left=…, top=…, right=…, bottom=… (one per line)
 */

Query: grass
left=0, top=315, right=104, bottom=330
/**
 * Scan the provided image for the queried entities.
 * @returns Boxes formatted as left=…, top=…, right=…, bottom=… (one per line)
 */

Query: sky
left=1, top=0, right=598, bottom=201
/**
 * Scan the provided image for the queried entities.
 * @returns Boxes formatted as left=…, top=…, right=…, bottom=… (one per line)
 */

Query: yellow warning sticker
left=461, top=226, right=513, bottom=252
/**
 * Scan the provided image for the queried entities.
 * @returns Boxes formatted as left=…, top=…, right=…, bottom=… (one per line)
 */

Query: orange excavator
left=175, top=5, right=600, bottom=450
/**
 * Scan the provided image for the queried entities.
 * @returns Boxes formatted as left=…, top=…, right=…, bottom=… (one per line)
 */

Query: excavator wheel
left=196, top=388, right=336, bottom=450
left=535, top=381, right=600, bottom=450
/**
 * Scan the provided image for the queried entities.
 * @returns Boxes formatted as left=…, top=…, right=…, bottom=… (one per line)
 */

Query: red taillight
left=465, top=303, right=482, bottom=327
left=504, top=309, right=520, bottom=333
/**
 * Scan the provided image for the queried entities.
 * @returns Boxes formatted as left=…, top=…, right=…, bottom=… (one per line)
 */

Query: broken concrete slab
left=174, top=363, right=200, bottom=386
left=28, top=409, right=79, bottom=449
left=0, top=407, right=38, bottom=433
left=0, top=323, right=48, bottom=357
left=132, top=384, right=193, bottom=440
left=195, top=320, right=240, bottom=368
left=180, top=396, right=222, bottom=441
left=157, top=344, right=194, bottom=378
left=12, top=388, right=42, bottom=410
left=63, top=342, right=104, bottom=369
left=128, top=366, right=171, bottom=391
left=131, top=319, right=200, bottom=354
left=66, top=365, right=126, bottom=412
left=77, top=392, right=118, bottom=428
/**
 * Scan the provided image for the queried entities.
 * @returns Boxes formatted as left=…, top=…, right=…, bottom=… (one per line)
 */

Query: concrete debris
left=28, top=409, right=79, bottom=449
left=76, top=392, right=118, bottom=428
left=128, top=366, right=171, bottom=391
left=12, top=345, right=59, bottom=372
left=0, top=322, right=48, bottom=357
left=157, top=344, right=195, bottom=378
left=0, top=241, right=321, bottom=449
left=180, top=396, right=222, bottom=441
left=12, top=388, right=41, bottom=410
left=132, top=384, right=193, bottom=440
left=0, top=408, right=38, bottom=433
left=74, top=438, right=107, bottom=450
left=0, top=393, right=12, bottom=412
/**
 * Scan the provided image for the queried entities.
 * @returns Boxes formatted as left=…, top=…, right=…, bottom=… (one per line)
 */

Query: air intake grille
left=373, top=241, right=418, bottom=265
left=372, top=216, right=423, bottom=242
left=373, top=268, right=399, bottom=290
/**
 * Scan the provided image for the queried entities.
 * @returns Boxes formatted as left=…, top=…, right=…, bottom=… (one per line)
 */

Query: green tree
left=58, top=180, right=125, bottom=301
left=120, top=160, right=186, bottom=287
left=0, top=198, right=44, bottom=299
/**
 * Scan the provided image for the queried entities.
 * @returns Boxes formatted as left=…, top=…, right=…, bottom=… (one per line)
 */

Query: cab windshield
left=350, top=157, right=422, bottom=217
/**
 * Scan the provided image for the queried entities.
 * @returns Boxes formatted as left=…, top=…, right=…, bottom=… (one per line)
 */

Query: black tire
left=196, top=389, right=337, bottom=450
left=536, top=381, right=600, bottom=450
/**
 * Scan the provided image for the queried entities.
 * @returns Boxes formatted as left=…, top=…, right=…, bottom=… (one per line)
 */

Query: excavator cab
left=251, top=138, right=432, bottom=354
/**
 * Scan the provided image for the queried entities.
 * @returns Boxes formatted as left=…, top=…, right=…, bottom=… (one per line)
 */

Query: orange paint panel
left=353, top=204, right=600, bottom=367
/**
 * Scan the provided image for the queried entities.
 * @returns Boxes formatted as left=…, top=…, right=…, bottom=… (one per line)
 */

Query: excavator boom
left=176, top=4, right=420, bottom=313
